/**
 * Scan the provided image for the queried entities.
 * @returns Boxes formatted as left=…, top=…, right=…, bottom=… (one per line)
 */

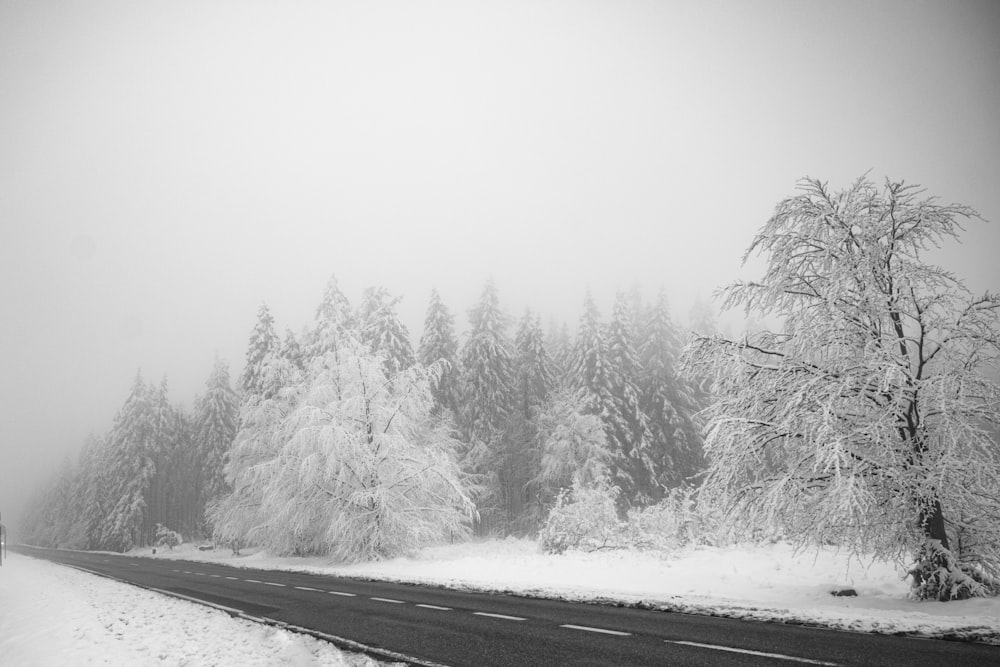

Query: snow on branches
left=211, top=338, right=476, bottom=561
left=683, top=175, right=1000, bottom=600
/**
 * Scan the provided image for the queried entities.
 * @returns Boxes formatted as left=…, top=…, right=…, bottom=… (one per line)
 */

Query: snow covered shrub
left=533, top=388, right=612, bottom=505
left=624, top=485, right=724, bottom=551
left=540, top=479, right=622, bottom=554
left=154, top=523, right=182, bottom=550
left=910, top=539, right=999, bottom=601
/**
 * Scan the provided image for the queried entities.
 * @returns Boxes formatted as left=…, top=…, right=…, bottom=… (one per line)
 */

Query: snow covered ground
left=136, top=538, right=1000, bottom=644
left=0, top=552, right=388, bottom=666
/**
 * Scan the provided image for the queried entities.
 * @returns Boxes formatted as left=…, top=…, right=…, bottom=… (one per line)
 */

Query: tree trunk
left=920, top=497, right=950, bottom=551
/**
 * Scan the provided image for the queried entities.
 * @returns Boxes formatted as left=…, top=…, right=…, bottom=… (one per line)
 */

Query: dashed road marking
left=416, top=604, right=452, bottom=611
left=224, top=576, right=239, bottom=580
left=182, top=571, right=192, bottom=574
left=328, top=591, right=357, bottom=597
left=561, top=624, right=631, bottom=636
left=370, top=597, right=405, bottom=604
left=193, top=572, right=206, bottom=576
left=665, top=641, right=838, bottom=666
left=170, top=569, right=180, bottom=573
left=473, top=612, right=526, bottom=621
left=208, top=574, right=221, bottom=578
left=264, top=582, right=286, bottom=587
left=294, top=586, right=323, bottom=592
left=244, top=579, right=263, bottom=584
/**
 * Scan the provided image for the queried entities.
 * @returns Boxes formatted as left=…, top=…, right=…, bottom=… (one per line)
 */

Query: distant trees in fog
left=22, top=273, right=706, bottom=553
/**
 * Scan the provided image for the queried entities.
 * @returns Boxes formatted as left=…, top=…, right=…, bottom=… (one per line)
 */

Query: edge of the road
left=15, top=543, right=1000, bottom=648
left=15, top=550, right=450, bottom=667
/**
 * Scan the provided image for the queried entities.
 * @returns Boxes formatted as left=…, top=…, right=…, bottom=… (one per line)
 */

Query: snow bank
left=138, top=538, right=1000, bottom=644
left=0, top=553, right=386, bottom=666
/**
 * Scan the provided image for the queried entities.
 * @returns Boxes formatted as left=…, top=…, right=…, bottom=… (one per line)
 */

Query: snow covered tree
left=418, top=288, right=462, bottom=419
left=212, top=338, right=475, bottom=561
left=306, top=274, right=355, bottom=364
left=460, top=279, right=515, bottom=532
left=211, top=304, right=305, bottom=550
left=534, top=387, right=612, bottom=499
left=195, top=357, right=238, bottom=513
left=569, top=292, right=615, bottom=416
left=639, top=288, right=703, bottom=487
left=684, top=176, right=1000, bottom=600
left=240, top=303, right=280, bottom=402
left=545, top=320, right=573, bottom=387
left=101, top=372, right=158, bottom=551
left=606, top=292, right=657, bottom=505
left=359, top=285, right=415, bottom=376
left=502, top=310, right=556, bottom=531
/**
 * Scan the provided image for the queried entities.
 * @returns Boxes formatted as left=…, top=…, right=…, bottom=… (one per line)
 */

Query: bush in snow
left=154, top=523, right=182, bottom=550
left=540, top=478, right=622, bottom=554
left=624, top=485, right=726, bottom=551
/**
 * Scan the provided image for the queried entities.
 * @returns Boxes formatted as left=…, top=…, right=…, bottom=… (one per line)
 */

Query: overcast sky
left=1, top=0, right=998, bottom=525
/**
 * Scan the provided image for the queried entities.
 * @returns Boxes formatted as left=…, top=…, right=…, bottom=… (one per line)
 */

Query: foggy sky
left=2, top=0, right=998, bottom=527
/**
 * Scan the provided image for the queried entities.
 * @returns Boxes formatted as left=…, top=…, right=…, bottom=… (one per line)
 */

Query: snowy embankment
left=0, top=552, right=387, bottom=666
left=139, top=538, right=1000, bottom=644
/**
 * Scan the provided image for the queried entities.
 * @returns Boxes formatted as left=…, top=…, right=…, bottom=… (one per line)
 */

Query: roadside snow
left=138, top=538, right=1000, bottom=644
left=0, top=552, right=386, bottom=666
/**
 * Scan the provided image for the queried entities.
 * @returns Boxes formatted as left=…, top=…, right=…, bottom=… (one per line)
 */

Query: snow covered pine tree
left=685, top=176, right=1000, bottom=600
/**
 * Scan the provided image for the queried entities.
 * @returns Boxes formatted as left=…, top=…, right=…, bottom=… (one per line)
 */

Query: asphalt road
left=14, top=545, right=999, bottom=666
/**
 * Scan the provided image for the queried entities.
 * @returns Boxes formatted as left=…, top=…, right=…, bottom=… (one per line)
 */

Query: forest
left=21, top=176, right=1000, bottom=601
left=21, top=277, right=709, bottom=553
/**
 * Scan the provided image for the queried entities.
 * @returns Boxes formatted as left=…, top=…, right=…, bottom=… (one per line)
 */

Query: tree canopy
left=684, top=175, right=1000, bottom=600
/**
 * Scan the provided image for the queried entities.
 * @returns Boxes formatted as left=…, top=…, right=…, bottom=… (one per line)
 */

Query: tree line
left=21, top=279, right=708, bottom=551
left=23, top=175, right=999, bottom=601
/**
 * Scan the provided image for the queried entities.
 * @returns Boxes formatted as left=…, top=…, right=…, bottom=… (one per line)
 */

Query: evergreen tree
left=509, top=310, right=556, bottom=531
left=544, top=320, right=573, bottom=387
left=306, top=274, right=355, bottom=366
left=280, top=328, right=306, bottom=373
left=639, top=288, right=703, bottom=489
left=240, top=303, right=280, bottom=401
left=606, top=292, right=657, bottom=505
left=418, top=288, right=462, bottom=418
left=359, top=285, right=415, bottom=376
left=195, top=357, right=238, bottom=518
left=460, top=279, right=515, bottom=532
left=461, top=280, right=515, bottom=444
left=101, top=372, right=158, bottom=551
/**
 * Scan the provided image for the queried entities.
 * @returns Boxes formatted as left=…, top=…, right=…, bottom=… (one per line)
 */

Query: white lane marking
left=416, top=604, right=452, bottom=611
left=224, top=576, right=239, bottom=580
left=370, top=597, right=405, bottom=604
left=263, top=582, right=286, bottom=587
left=130, top=563, right=140, bottom=567
left=328, top=591, right=357, bottom=597
left=665, top=641, right=838, bottom=666
left=208, top=574, right=221, bottom=578
left=294, top=586, right=323, bottom=592
left=194, top=572, right=206, bottom=576
left=170, top=569, right=180, bottom=573
left=473, top=612, right=526, bottom=621
left=244, top=579, right=262, bottom=584
left=182, top=571, right=192, bottom=574
left=560, top=624, right=631, bottom=636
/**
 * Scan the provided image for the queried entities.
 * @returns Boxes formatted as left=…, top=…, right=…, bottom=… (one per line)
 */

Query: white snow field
left=0, top=552, right=388, bottom=666
left=135, top=538, right=1000, bottom=644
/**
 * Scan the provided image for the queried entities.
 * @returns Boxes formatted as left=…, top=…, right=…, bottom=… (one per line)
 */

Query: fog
left=1, top=0, right=998, bottom=528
